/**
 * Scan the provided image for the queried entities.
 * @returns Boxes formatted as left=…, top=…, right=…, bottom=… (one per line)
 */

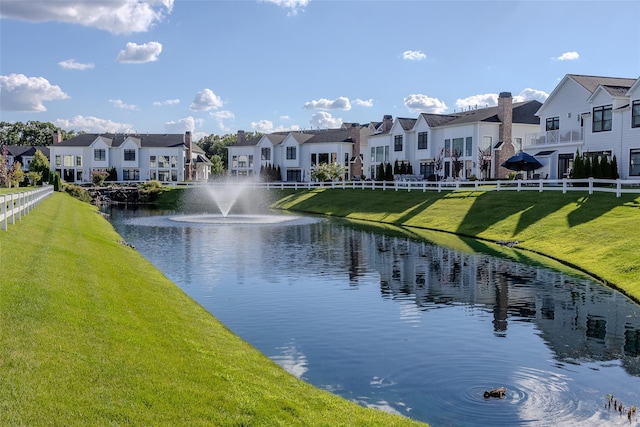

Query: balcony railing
left=524, top=128, right=583, bottom=147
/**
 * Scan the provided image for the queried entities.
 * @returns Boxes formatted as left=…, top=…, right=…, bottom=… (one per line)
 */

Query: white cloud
left=58, top=59, right=94, bottom=70
left=402, top=50, right=426, bottom=61
left=303, top=96, right=351, bottom=110
left=455, top=93, right=498, bottom=110
left=555, top=51, right=580, bottom=61
left=109, top=99, right=138, bottom=110
left=251, top=119, right=275, bottom=133
left=280, top=115, right=290, bottom=120
left=250, top=120, right=300, bottom=133
left=210, top=110, right=235, bottom=131
left=54, top=115, right=134, bottom=133
left=117, top=41, right=162, bottom=63
left=403, top=94, right=447, bottom=114
left=514, top=88, right=549, bottom=103
left=0, top=73, right=69, bottom=112
left=152, top=98, right=180, bottom=106
left=309, top=111, right=342, bottom=129
left=0, top=0, right=174, bottom=35
left=164, top=116, right=204, bottom=134
left=353, top=98, right=374, bottom=107
left=190, top=88, right=223, bottom=111
left=259, top=0, right=309, bottom=16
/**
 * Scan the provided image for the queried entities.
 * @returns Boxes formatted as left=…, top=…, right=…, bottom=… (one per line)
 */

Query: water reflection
left=109, top=207, right=640, bottom=426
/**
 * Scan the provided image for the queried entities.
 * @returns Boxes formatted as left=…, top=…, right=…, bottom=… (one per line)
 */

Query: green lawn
left=0, top=192, right=426, bottom=427
left=270, top=188, right=640, bottom=304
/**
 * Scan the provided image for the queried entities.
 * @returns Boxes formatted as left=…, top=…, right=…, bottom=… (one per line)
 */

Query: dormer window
left=592, top=105, right=612, bottom=132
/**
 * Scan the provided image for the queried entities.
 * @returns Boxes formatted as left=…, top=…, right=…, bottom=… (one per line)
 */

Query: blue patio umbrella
left=501, top=151, right=542, bottom=172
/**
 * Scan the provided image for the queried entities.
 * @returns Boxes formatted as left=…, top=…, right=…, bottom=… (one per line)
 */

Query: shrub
left=139, top=180, right=163, bottom=202
left=63, top=184, right=92, bottom=203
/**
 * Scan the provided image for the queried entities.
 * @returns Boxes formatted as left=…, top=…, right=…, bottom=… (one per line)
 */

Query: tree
left=29, top=149, right=50, bottom=185
left=611, top=155, right=620, bottom=179
left=571, top=150, right=584, bottom=179
left=0, top=145, right=10, bottom=187
left=376, top=163, right=385, bottom=181
left=384, top=162, right=393, bottom=181
left=393, top=159, right=400, bottom=175
left=9, top=161, right=24, bottom=187
left=448, top=149, right=463, bottom=178
left=0, top=121, right=77, bottom=146
left=91, top=170, right=109, bottom=186
left=26, top=171, right=42, bottom=186
left=209, top=154, right=225, bottom=177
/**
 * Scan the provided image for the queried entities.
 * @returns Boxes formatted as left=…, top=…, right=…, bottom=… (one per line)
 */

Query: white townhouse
left=524, top=74, right=640, bottom=180
left=369, top=93, right=542, bottom=180
left=48, top=131, right=211, bottom=183
left=228, top=124, right=374, bottom=181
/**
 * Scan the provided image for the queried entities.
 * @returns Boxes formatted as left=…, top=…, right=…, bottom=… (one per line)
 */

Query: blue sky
left=1, top=0, right=639, bottom=141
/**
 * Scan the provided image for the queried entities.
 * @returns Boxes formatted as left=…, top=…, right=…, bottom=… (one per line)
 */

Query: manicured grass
left=270, top=188, right=640, bottom=304
left=0, top=193, right=426, bottom=427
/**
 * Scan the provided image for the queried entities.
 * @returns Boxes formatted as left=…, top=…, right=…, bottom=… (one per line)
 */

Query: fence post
left=616, top=179, right=622, bottom=197
left=588, top=177, right=594, bottom=195
left=1, top=195, right=6, bottom=230
left=562, top=179, right=567, bottom=194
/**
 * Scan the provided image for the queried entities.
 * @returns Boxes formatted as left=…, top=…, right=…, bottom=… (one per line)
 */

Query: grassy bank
left=0, top=193, right=425, bottom=427
left=270, top=188, right=640, bottom=304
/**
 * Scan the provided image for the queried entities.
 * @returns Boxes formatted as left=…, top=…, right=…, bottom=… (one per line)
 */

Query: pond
left=107, top=203, right=640, bottom=427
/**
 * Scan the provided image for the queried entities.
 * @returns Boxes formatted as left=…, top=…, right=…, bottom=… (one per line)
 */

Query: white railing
left=524, top=128, right=584, bottom=147
left=201, top=178, right=640, bottom=197
left=0, top=186, right=54, bottom=231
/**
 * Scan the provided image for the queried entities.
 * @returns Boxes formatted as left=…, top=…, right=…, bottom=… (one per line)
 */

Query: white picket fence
left=0, top=186, right=54, bottom=231
left=200, top=177, right=640, bottom=197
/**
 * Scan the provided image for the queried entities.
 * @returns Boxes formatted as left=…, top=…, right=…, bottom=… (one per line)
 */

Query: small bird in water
left=484, top=387, right=506, bottom=398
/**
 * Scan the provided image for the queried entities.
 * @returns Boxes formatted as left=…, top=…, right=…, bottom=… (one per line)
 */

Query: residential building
left=1, top=145, right=50, bottom=172
left=368, top=94, right=541, bottom=180
left=525, top=74, right=640, bottom=180
left=228, top=124, right=374, bottom=181
left=48, top=131, right=210, bottom=183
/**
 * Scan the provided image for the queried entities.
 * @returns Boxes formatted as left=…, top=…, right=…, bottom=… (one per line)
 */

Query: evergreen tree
left=393, top=159, right=400, bottom=175
left=600, top=155, right=611, bottom=179
left=407, top=163, right=413, bottom=174
left=385, top=162, right=393, bottom=181
left=611, top=155, right=620, bottom=179
left=376, top=163, right=385, bottom=181
left=592, top=154, right=602, bottom=178
left=572, top=150, right=583, bottom=178
left=399, top=161, right=407, bottom=174
left=28, top=149, right=50, bottom=185
left=584, top=154, right=592, bottom=177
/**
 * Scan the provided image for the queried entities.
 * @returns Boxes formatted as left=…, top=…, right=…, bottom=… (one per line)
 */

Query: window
left=55, top=155, right=61, bottom=167
left=94, top=149, right=106, bottom=161
left=444, top=139, right=451, bottom=155
left=394, top=135, right=403, bottom=152
left=261, top=147, right=271, bottom=161
left=286, top=146, right=296, bottom=160
left=513, top=137, right=522, bottom=152
left=319, top=153, right=329, bottom=164
left=238, top=155, right=248, bottom=168
left=159, top=156, right=169, bottom=168
left=124, top=149, right=136, bottom=161
left=76, top=156, right=82, bottom=167
left=632, top=100, right=640, bottom=128
left=63, top=155, right=74, bottom=167
left=232, top=155, right=238, bottom=168
left=630, top=149, right=640, bottom=176
left=465, top=137, right=472, bottom=156
left=76, top=170, right=83, bottom=181
left=482, top=136, right=492, bottom=150
left=123, top=169, right=140, bottom=181
left=452, top=138, right=464, bottom=156
left=171, top=156, right=177, bottom=168
left=418, top=132, right=428, bottom=149
left=593, top=105, right=612, bottom=132
left=546, top=117, right=560, bottom=131
left=150, top=156, right=157, bottom=167
left=248, top=155, right=254, bottom=168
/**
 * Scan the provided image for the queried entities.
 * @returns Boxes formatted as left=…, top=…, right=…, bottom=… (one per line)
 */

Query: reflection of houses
left=48, top=131, right=210, bottom=183
left=525, top=74, right=640, bottom=180
left=363, top=233, right=640, bottom=373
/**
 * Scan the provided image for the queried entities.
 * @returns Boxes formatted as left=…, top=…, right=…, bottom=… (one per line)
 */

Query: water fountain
left=163, top=179, right=315, bottom=226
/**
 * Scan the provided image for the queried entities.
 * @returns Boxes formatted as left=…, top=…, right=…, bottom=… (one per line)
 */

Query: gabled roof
left=52, top=133, right=195, bottom=149
left=3, top=145, right=50, bottom=157
left=434, top=100, right=542, bottom=127
left=397, top=118, right=417, bottom=131
left=568, top=74, right=636, bottom=94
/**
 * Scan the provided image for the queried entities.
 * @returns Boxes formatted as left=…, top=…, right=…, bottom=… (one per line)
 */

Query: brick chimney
left=349, top=123, right=362, bottom=178
left=237, top=130, right=245, bottom=145
left=52, top=129, right=63, bottom=144
left=382, top=115, right=393, bottom=132
left=495, top=92, right=515, bottom=179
